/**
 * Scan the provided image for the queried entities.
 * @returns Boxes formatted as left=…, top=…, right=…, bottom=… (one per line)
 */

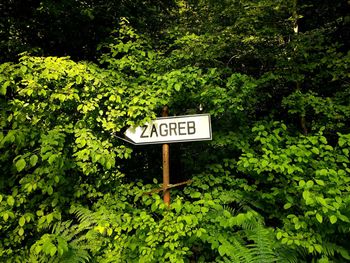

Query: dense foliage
left=1, top=0, right=349, bottom=262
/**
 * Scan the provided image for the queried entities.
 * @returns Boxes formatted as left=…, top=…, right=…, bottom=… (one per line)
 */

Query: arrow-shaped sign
left=124, top=114, right=212, bottom=145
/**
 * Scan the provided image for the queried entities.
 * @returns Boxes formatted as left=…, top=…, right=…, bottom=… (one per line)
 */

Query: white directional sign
left=125, top=114, right=212, bottom=145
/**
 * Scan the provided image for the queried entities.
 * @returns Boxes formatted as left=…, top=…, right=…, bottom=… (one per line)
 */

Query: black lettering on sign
left=140, top=125, right=149, bottom=138
left=178, top=122, right=186, bottom=135
left=150, top=124, right=158, bottom=137
left=159, top=123, right=168, bottom=136
left=169, top=123, right=177, bottom=136
left=188, top=121, right=196, bottom=134
left=140, top=120, right=198, bottom=139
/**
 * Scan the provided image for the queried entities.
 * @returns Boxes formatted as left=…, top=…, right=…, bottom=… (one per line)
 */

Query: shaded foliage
left=0, top=0, right=176, bottom=62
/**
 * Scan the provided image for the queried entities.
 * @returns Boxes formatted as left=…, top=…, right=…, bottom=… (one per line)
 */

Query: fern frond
left=246, top=226, right=278, bottom=263
left=70, top=206, right=95, bottom=225
left=57, top=247, right=91, bottom=263
left=322, top=241, right=350, bottom=261
left=275, top=247, right=302, bottom=263
left=222, top=205, right=237, bottom=216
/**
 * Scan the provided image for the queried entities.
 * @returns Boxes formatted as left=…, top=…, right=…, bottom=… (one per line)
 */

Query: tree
left=0, top=0, right=176, bottom=62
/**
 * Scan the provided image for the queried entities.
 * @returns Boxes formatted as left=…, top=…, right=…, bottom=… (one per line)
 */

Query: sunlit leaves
left=0, top=53, right=143, bottom=261
left=30, top=155, right=38, bottom=166
left=19, top=216, right=25, bottom=227
left=15, top=159, right=26, bottom=172
left=7, top=196, right=15, bottom=207
left=329, top=215, right=337, bottom=224
left=316, top=213, right=323, bottom=223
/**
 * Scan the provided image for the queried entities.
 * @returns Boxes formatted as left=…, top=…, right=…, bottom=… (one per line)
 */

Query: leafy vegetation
left=0, top=0, right=349, bottom=262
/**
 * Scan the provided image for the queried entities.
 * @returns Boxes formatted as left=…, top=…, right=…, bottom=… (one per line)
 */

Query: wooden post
left=162, top=106, right=170, bottom=206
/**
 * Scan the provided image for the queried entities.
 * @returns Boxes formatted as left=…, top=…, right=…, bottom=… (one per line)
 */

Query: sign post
left=124, top=109, right=212, bottom=206
left=162, top=106, right=170, bottom=206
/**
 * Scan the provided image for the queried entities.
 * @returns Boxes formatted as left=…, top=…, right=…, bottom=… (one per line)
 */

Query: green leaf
left=184, top=215, right=192, bottom=224
left=191, top=192, right=201, bottom=198
left=3, top=212, right=9, bottom=221
left=315, top=179, right=325, bottom=186
left=76, top=75, right=82, bottom=84
left=50, top=246, right=57, bottom=257
left=330, top=215, right=337, bottom=224
left=337, top=213, right=349, bottom=223
left=283, top=203, right=292, bottom=209
left=319, top=169, right=328, bottom=176
left=302, top=190, right=310, bottom=201
left=174, top=83, right=182, bottom=91
left=261, top=160, right=268, bottom=167
left=148, top=51, right=154, bottom=59
left=7, top=196, right=15, bottom=206
left=47, top=186, right=53, bottom=195
left=1, top=81, right=10, bottom=95
left=35, top=245, right=42, bottom=254
left=308, top=245, right=314, bottom=253
left=80, top=138, right=86, bottom=147
left=276, top=232, right=283, bottom=240
left=18, top=228, right=24, bottom=236
left=316, top=213, right=323, bottom=223
left=320, top=136, right=327, bottom=144
left=30, top=155, right=38, bottom=167
left=19, top=216, right=25, bottom=227
left=15, top=158, right=26, bottom=172
left=306, top=180, right=314, bottom=188
left=48, top=155, right=56, bottom=165
left=54, top=176, right=60, bottom=183
left=339, top=248, right=350, bottom=260
left=311, top=147, right=320, bottom=155
left=47, top=213, right=54, bottom=224
left=132, top=97, right=139, bottom=103
left=314, top=244, right=323, bottom=253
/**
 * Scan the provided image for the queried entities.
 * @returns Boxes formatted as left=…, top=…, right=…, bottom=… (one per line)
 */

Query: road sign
left=124, top=114, right=212, bottom=145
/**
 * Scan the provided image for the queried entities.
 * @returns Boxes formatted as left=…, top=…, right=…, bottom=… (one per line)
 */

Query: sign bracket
left=143, top=180, right=193, bottom=195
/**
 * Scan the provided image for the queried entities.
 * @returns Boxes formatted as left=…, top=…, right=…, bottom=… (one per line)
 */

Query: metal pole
left=162, top=106, right=170, bottom=206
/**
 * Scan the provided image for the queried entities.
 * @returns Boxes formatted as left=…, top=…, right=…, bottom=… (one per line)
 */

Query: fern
left=275, top=247, right=303, bottom=263
left=28, top=206, right=100, bottom=263
left=321, top=241, right=350, bottom=261
left=246, top=225, right=278, bottom=263
left=57, top=248, right=91, bottom=263
left=54, top=206, right=99, bottom=263
left=211, top=205, right=309, bottom=263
